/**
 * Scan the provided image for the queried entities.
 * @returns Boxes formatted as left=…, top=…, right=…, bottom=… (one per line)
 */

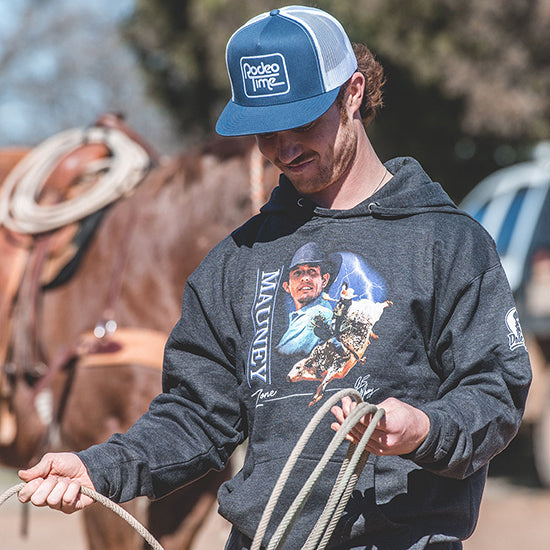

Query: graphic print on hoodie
left=241, top=156, right=475, bottom=415
left=247, top=240, right=392, bottom=406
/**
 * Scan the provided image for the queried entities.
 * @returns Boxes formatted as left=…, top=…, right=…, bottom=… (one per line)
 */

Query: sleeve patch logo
left=505, top=307, right=526, bottom=351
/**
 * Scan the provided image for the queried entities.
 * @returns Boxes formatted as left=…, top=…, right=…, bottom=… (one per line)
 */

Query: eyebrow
left=290, top=264, right=321, bottom=273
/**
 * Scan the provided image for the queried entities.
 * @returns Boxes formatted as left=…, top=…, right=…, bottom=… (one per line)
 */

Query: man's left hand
left=330, top=396, right=430, bottom=455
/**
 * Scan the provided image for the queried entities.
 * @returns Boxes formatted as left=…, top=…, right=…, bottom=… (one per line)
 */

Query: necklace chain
left=370, top=167, right=388, bottom=198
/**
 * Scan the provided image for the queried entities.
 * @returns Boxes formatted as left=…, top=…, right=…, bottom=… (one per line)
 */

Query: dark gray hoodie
left=79, top=157, right=531, bottom=549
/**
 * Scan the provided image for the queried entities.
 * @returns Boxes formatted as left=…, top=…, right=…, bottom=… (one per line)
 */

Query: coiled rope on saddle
left=0, top=388, right=383, bottom=550
left=0, top=482, right=164, bottom=550
left=0, top=125, right=151, bottom=234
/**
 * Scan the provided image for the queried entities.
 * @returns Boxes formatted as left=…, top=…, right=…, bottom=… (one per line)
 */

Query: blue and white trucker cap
left=216, top=5, right=358, bottom=137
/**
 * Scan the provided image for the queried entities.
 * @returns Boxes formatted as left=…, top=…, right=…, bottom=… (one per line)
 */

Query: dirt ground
left=1, top=431, right=549, bottom=549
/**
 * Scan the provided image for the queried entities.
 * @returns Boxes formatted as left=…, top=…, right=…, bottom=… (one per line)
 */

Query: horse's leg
left=149, top=468, right=231, bottom=550
left=82, top=499, right=148, bottom=550
left=55, top=366, right=158, bottom=550
left=58, top=365, right=232, bottom=550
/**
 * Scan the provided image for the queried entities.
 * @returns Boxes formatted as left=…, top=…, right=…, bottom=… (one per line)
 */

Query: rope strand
left=1, top=388, right=382, bottom=550
left=0, top=482, right=164, bottom=550
left=252, top=388, right=385, bottom=550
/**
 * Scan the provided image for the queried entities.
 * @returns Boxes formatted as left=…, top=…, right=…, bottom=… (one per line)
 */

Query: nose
left=276, top=131, right=302, bottom=165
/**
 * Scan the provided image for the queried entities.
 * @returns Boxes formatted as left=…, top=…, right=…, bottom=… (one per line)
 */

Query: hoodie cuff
left=77, top=444, right=123, bottom=501
left=400, top=406, right=451, bottom=464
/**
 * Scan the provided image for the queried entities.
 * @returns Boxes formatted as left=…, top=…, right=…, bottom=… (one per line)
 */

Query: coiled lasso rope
left=0, top=482, right=164, bottom=550
left=0, top=388, right=382, bottom=550
left=252, top=388, right=385, bottom=550
left=0, top=125, right=151, bottom=234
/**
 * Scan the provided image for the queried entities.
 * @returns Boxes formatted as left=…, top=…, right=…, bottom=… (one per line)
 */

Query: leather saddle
left=0, top=114, right=164, bottom=445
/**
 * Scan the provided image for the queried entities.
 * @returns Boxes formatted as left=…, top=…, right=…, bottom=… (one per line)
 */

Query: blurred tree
left=125, top=0, right=546, bottom=200
left=351, top=0, right=550, bottom=140
left=124, top=0, right=276, bottom=138
left=0, top=0, right=179, bottom=152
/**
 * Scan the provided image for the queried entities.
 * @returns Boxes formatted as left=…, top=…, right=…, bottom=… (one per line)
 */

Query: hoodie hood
left=260, top=157, right=458, bottom=220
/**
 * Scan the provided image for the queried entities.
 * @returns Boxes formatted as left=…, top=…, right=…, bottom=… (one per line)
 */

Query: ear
left=282, top=281, right=290, bottom=294
left=321, top=273, right=330, bottom=288
left=346, top=72, right=365, bottom=118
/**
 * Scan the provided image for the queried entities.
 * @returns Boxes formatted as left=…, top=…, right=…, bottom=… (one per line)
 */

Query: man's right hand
left=17, top=452, right=96, bottom=513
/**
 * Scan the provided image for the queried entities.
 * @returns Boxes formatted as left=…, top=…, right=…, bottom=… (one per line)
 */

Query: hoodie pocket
left=372, top=455, right=475, bottom=538
left=218, top=455, right=360, bottom=546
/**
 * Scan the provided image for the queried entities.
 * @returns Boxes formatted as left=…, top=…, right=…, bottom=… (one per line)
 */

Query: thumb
left=18, top=454, right=54, bottom=482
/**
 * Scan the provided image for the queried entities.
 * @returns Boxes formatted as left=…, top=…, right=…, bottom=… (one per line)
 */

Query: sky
left=0, top=0, right=179, bottom=152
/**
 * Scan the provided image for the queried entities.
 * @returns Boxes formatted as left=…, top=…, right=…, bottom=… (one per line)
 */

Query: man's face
left=283, top=263, right=329, bottom=310
left=255, top=99, right=357, bottom=200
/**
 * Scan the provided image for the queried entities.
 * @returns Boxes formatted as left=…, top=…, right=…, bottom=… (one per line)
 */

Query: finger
left=46, top=478, right=71, bottom=510
left=18, top=478, right=44, bottom=503
left=364, top=431, right=393, bottom=455
left=360, top=427, right=386, bottom=443
left=18, top=455, right=53, bottom=482
left=29, top=476, right=59, bottom=507
left=61, top=481, right=86, bottom=512
left=341, top=396, right=355, bottom=417
left=57, top=481, right=93, bottom=514
left=351, top=424, right=386, bottom=448
left=331, top=421, right=363, bottom=443
left=330, top=405, right=345, bottom=424
left=373, top=412, right=387, bottom=431
left=365, top=442, right=387, bottom=455
left=334, top=422, right=365, bottom=444
left=331, top=422, right=358, bottom=441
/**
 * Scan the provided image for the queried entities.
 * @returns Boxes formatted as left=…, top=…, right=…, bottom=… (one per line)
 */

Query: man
left=19, top=6, right=530, bottom=550
left=276, top=242, right=333, bottom=356
left=329, top=281, right=356, bottom=334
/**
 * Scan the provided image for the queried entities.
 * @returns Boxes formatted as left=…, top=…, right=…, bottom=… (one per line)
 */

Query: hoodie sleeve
left=78, top=238, right=246, bottom=502
left=403, top=225, right=532, bottom=479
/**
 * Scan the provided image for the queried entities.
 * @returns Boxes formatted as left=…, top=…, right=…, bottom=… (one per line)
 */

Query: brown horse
left=0, top=117, right=278, bottom=549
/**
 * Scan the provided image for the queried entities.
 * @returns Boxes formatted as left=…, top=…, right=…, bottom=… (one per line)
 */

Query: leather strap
left=77, top=327, right=167, bottom=371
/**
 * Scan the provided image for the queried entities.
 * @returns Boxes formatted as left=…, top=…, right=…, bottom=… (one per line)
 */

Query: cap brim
left=215, top=87, right=341, bottom=137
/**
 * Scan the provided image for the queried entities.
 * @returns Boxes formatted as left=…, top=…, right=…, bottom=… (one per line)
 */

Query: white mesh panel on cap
left=281, top=6, right=357, bottom=91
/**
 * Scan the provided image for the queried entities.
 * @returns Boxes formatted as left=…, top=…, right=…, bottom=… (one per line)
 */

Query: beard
left=282, top=108, right=358, bottom=197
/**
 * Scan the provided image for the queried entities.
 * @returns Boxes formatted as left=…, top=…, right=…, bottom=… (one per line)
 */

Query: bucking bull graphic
left=287, top=294, right=392, bottom=406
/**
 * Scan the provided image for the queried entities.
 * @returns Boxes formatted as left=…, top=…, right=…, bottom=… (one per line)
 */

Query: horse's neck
left=0, top=148, right=28, bottom=183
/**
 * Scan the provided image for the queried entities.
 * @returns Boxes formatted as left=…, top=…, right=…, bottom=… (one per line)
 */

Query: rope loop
left=252, top=388, right=385, bottom=550
left=0, top=126, right=151, bottom=234
left=0, top=482, right=164, bottom=550
left=1, top=389, right=384, bottom=550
